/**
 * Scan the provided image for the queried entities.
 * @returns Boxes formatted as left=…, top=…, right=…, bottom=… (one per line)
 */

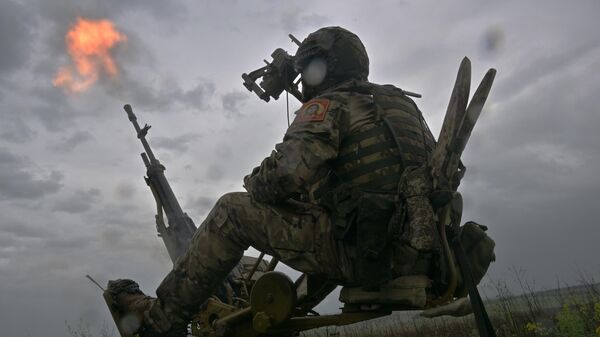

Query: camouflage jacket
left=243, top=80, right=434, bottom=205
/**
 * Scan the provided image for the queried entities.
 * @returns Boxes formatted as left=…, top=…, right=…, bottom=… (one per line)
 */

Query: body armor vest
left=315, top=81, right=435, bottom=198
left=313, top=81, right=437, bottom=285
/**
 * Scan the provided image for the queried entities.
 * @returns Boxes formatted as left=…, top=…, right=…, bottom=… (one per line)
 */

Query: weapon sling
left=453, top=234, right=497, bottom=337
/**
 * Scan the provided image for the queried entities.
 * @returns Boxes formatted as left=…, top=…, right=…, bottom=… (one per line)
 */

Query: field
left=301, top=277, right=600, bottom=337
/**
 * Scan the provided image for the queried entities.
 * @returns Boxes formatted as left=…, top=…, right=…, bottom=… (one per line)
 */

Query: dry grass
left=302, top=272, right=600, bottom=337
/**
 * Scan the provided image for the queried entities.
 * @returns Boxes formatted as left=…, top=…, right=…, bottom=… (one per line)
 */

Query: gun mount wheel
left=250, top=271, right=297, bottom=331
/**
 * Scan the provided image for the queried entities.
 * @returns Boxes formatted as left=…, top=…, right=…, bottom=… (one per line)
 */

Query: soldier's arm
left=244, top=98, right=343, bottom=203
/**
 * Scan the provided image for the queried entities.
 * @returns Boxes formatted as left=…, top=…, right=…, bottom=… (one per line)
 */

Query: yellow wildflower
left=526, top=322, right=538, bottom=332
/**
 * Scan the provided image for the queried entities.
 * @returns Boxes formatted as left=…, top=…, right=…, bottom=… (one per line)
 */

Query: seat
left=339, top=275, right=431, bottom=312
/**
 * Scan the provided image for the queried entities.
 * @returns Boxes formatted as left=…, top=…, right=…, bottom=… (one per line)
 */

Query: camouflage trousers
left=154, top=192, right=349, bottom=322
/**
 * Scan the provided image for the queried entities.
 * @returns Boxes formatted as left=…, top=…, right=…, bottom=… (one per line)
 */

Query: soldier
left=108, top=26, right=439, bottom=337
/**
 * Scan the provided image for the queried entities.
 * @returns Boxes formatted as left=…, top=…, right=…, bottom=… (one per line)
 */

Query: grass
left=302, top=271, right=600, bottom=337
left=65, top=320, right=115, bottom=337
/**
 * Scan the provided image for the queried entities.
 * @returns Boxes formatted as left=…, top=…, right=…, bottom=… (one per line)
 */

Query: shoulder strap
left=338, top=81, right=410, bottom=168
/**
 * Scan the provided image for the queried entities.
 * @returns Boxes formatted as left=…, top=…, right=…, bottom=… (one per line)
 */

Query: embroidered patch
left=295, top=99, right=330, bottom=122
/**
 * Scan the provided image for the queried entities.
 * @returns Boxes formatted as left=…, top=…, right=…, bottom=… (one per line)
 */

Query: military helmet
left=295, top=27, right=369, bottom=92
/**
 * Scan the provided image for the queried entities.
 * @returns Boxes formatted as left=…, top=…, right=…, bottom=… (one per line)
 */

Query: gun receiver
left=124, top=104, right=196, bottom=263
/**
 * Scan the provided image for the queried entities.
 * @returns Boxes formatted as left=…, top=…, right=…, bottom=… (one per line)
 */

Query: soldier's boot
left=105, top=194, right=250, bottom=337
left=105, top=279, right=187, bottom=337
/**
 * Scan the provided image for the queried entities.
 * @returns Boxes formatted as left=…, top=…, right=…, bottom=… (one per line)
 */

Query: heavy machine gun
left=103, top=105, right=273, bottom=337
left=123, top=103, right=196, bottom=262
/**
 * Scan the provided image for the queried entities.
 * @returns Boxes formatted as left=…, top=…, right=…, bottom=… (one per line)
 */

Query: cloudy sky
left=1, top=0, right=599, bottom=336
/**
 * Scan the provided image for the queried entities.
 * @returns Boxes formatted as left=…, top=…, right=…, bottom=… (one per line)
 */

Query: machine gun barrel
left=123, top=104, right=197, bottom=263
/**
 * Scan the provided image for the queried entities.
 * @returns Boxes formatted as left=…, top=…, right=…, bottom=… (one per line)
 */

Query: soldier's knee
left=203, top=192, right=246, bottom=236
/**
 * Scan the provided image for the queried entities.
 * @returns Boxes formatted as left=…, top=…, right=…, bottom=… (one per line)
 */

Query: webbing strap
left=393, top=126, right=433, bottom=144
left=336, top=139, right=398, bottom=166
left=381, top=116, right=407, bottom=169
left=393, top=142, right=430, bottom=160
left=383, top=115, right=422, bottom=131
left=338, top=156, right=401, bottom=181
left=453, top=235, right=497, bottom=337
left=377, top=96, right=418, bottom=113
left=359, top=173, right=401, bottom=190
left=342, top=124, right=389, bottom=146
left=312, top=179, right=333, bottom=201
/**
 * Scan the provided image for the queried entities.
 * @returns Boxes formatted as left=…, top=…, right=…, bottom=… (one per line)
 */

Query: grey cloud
left=493, top=41, right=600, bottom=102
left=99, top=224, right=163, bottom=249
left=29, top=85, right=79, bottom=132
left=0, top=0, right=35, bottom=76
left=186, top=196, right=217, bottom=216
left=113, top=28, right=157, bottom=72
left=0, top=114, right=37, bottom=143
left=178, top=142, right=236, bottom=184
left=88, top=202, right=149, bottom=232
left=180, top=81, right=217, bottom=110
left=114, top=182, right=136, bottom=200
left=38, top=0, right=187, bottom=26
left=279, top=8, right=329, bottom=33
left=53, top=188, right=101, bottom=214
left=468, top=50, right=600, bottom=177
left=0, top=219, right=54, bottom=239
left=84, top=202, right=171, bottom=258
left=0, top=148, right=63, bottom=200
left=104, top=29, right=215, bottom=113
left=42, top=235, right=95, bottom=251
left=0, top=235, right=15, bottom=247
left=216, top=143, right=233, bottom=159
left=206, top=164, right=225, bottom=181
left=97, top=222, right=170, bottom=261
left=153, top=133, right=202, bottom=153
left=109, top=75, right=217, bottom=114
left=50, top=130, right=93, bottom=152
left=222, top=91, right=250, bottom=118
left=0, top=245, right=14, bottom=259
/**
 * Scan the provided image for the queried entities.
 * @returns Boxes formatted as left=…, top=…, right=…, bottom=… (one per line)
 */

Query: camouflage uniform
left=113, top=27, right=439, bottom=335
left=154, top=81, right=437, bottom=324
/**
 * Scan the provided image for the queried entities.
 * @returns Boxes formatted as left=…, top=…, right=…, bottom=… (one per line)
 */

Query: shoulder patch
left=295, top=98, right=330, bottom=122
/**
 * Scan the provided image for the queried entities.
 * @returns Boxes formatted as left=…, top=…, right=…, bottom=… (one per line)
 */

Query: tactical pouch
left=319, top=181, right=361, bottom=242
left=320, top=183, right=397, bottom=285
left=354, top=192, right=396, bottom=285
left=398, top=165, right=440, bottom=252
left=355, top=192, right=396, bottom=258
left=453, top=221, right=496, bottom=298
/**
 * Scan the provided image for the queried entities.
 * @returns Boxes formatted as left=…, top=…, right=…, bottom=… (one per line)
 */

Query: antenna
left=288, top=34, right=302, bottom=46
left=86, top=274, right=105, bottom=292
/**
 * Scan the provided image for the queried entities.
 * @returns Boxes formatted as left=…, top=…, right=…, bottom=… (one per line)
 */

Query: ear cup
left=302, top=58, right=327, bottom=87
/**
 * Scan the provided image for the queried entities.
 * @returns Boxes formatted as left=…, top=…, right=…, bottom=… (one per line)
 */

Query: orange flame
left=53, top=17, right=127, bottom=93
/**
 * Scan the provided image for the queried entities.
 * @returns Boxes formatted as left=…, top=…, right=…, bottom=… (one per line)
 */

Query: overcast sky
left=1, top=1, right=599, bottom=336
